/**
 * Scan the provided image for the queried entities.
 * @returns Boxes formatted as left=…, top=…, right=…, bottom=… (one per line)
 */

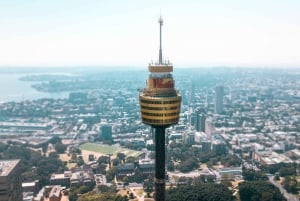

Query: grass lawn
left=59, top=153, right=70, bottom=161
left=80, top=143, right=143, bottom=158
left=134, top=189, right=144, bottom=197
left=67, top=163, right=77, bottom=169
left=144, top=199, right=154, bottom=201
left=59, top=153, right=77, bottom=169
left=200, top=163, right=208, bottom=169
left=117, top=189, right=129, bottom=196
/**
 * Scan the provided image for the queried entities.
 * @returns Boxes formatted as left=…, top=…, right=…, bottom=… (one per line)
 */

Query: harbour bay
left=0, top=73, right=69, bottom=103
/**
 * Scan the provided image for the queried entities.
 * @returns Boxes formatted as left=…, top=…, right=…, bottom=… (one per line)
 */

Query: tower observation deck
left=140, top=17, right=181, bottom=127
left=139, top=17, right=181, bottom=201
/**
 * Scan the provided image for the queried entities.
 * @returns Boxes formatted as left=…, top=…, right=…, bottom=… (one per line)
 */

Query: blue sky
left=0, top=0, right=300, bottom=68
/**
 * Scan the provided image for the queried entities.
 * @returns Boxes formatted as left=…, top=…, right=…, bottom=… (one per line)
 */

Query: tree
left=49, top=151, right=59, bottom=159
left=279, top=167, right=296, bottom=177
left=166, top=183, right=233, bottom=201
left=239, top=181, right=286, bottom=201
left=77, top=156, right=85, bottom=166
left=55, top=143, right=67, bottom=154
left=97, top=163, right=107, bottom=174
left=78, top=185, right=90, bottom=194
left=274, top=174, right=280, bottom=181
left=76, top=148, right=82, bottom=154
left=22, top=171, right=38, bottom=182
left=126, top=156, right=136, bottom=163
left=98, top=155, right=109, bottom=164
left=68, top=191, right=78, bottom=201
left=106, top=167, right=116, bottom=182
left=221, top=180, right=232, bottom=187
left=98, top=185, right=115, bottom=193
left=69, top=184, right=101, bottom=201
left=112, top=158, right=120, bottom=166
left=143, top=176, right=154, bottom=195
left=283, top=176, right=298, bottom=194
left=167, top=161, right=175, bottom=171
left=178, top=158, right=198, bottom=172
left=129, top=192, right=134, bottom=199
left=49, top=136, right=62, bottom=145
left=123, top=176, right=129, bottom=186
left=88, top=154, right=95, bottom=161
left=220, top=154, right=242, bottom=167
left=0, top=142, right=8, bottom=152
left=267, top=163, right=295, bottom=175
left=41, top=143, right=48, bottom=154
left=117, top=152, right=126, bottom=162
left=242, top=169, right=268, bottom=181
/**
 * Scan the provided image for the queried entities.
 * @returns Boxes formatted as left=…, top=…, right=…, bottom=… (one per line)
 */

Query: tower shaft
left=154, top=126, right=166, bottom=201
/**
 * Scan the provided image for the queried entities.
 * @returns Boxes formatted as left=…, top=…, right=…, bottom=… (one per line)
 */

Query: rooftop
left=49, top=186, right=62, bottom=198
left=51, top=173, right=67, bottom=179
left=0, top=159, right=20, bottom=176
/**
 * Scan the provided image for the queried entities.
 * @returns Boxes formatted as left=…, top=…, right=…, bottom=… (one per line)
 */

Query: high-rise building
left=205, top=93, right=213, bottom=108
left=215, top=86, right=224, bottom=114
left=198, top=114, right=206, bottom=132
left=201, top=140, right=212, bottom=152
left=188, top=80, right=195, bottom=104
left=0, top=159, right=22, bottom=201
left=69, top=92, right=88, bottom=104
left=194, top=108, right=206, bottom=132
left=101, top=124, right=112, bottom=141
left=189, top=113, right=196, bottom=127
left=139, top=17, right=181, bottom=201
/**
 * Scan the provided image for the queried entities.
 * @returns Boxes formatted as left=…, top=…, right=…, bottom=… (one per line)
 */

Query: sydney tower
left=139, top=17, right=181, bottom=201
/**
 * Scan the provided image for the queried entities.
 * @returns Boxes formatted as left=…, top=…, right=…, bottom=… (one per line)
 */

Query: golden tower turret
left=139, top=17, right=181, bottom=201
left=139, top=17, right=181, bottom=126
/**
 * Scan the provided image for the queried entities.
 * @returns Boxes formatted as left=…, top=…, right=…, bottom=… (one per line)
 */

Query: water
left=0, top=73, right=69, bottom=103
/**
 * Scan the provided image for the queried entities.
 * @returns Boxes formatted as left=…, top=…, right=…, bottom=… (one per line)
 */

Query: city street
left=269, top=176, right=298, bottom=201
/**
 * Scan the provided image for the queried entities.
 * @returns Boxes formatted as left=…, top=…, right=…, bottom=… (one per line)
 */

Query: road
left=269, top=176, right=298, bottom=201
left=130, top=187, right=144, bottom=201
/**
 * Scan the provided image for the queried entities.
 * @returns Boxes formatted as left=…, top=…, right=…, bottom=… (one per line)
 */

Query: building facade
left=215, top=86, right=224, bottom=114
left=0, top=159, right=22, bottom=201
left=101, top=124, right=112, bottom=140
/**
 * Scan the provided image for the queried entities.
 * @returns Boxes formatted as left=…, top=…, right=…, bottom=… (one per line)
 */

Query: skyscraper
left=0, top=159, right=22, bottom=201
left=139, top=17, right=181, bottom=201
left=195, top=108, right=206, bottom=132
left=215, top=86, right=224, bottom=114
left=199, top=114, right=206, bottom=132
left=188, top=80, right=195, bottom=104
left=101, top=124, right=112, bottom=141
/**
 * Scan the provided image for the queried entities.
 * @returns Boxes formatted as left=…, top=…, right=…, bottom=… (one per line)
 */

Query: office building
left=0, top=159, right=22, bottom=201
left=195, top=108, right=206, bottom=132
left=101, top=124, right=112, bottom=141
left=215, top=86, right=224, bottom=114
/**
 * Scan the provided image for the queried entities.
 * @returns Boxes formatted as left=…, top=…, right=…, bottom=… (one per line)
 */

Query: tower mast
left=158, top=16, right=163, bottom=64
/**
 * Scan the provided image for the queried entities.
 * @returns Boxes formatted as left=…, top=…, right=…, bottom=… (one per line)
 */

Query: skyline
left=1, top=0, right=300, bottom=68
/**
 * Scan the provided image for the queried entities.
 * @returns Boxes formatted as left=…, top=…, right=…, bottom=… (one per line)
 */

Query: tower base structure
left=154, top=126, right=166, bottom=201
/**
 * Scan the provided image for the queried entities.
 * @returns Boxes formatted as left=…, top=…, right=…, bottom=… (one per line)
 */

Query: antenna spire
left=158, top=16, right=163, bottom=64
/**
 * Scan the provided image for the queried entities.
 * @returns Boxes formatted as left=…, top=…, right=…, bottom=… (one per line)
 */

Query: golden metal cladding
left=139, top=94, right=181, bottom=126
left=148, top=65, right=173, bottom=73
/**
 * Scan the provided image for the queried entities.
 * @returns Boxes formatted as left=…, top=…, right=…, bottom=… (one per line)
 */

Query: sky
left=0, top=0, right=300, bottom=68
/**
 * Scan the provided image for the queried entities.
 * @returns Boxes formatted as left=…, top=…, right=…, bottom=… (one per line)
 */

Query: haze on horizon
left=1, top=0, right=300, bottom=68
